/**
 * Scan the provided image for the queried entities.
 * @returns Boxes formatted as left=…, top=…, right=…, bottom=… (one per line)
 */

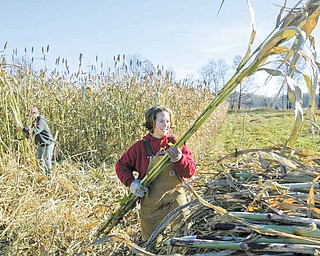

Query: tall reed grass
left=0, top=51, right=223, bottom=166
left=0, top=46, right=228, bottom=255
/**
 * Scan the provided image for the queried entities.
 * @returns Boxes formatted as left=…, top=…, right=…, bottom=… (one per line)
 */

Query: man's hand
left=167, top=146, right=182, bottom=162
left=130, top=179, right=148, bottom=197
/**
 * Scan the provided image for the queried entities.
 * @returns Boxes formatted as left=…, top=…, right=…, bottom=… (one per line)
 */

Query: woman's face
left=153, top=111, right=170, bottom=138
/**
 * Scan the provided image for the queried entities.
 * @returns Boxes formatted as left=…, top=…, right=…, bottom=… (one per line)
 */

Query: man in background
left=18, top=106, right=55, bottom=177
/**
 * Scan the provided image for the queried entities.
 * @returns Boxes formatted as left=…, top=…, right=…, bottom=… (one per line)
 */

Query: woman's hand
left=130, top=179, right=148, bottom=197
left=167, top=146, right=182, bottom=162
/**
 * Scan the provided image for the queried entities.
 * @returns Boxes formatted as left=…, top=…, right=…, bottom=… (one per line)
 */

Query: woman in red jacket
left=116, top=106, right=196, bottom=241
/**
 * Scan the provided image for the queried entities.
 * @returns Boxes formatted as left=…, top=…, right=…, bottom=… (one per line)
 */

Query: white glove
left=167, top=146, right=182, bottom=162
left=130, top=179, right=148, bottom=197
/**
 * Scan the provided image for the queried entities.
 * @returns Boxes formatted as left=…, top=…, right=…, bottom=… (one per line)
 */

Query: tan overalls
left=140, top=155, right=188, bottom=241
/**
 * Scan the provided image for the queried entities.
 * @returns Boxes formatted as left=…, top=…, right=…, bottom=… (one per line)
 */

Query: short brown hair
left=143, top=106, right=175, bottom=133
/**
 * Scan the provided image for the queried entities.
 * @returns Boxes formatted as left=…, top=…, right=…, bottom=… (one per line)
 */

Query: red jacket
left=115, top=133, right=196, bottom=187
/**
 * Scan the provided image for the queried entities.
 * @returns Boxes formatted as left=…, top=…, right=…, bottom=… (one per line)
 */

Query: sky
left=1, top=0, right=318, bottom=96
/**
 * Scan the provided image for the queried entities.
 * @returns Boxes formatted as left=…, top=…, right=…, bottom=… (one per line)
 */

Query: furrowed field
left=1, top=1, right=320, bottom=254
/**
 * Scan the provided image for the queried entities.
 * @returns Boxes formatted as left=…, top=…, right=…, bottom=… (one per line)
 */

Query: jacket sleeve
left=32, top=117, right=47, bottom=135
left=115, top=144, right=137, bottom=187
left=172, top=144, right=196, bottom=178
left=22, top=127, right=30, bottom=138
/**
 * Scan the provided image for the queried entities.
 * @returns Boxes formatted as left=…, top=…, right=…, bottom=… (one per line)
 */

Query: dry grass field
left=1, top=1, right=320, bottom=254
left=1, top=105, right=320, bottom=255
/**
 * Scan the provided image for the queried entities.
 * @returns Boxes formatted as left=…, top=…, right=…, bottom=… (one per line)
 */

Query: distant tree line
left=87, top=53, right=319, bottom=111
left=192, top=54, right=319, bottom=111
left=226, top=91, right=319, bottom=110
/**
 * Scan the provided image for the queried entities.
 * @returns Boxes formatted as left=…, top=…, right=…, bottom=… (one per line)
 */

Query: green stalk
left=231, top=212, right=320, bottom=227
left=176, top=235, right=320, bottom=246
left=96, top=38, right=275, bottom=236
left=220, top=223, right=320, bottom=238
left=165, top=237, right=320, bottom=254
left=96, top=56, right=260, bottom=238
left=95, top=2, right=320, bottom=237
left=253, top=237, right=320, bottom=246
left=273, top=182, right=320, bottom=190
left=95, top=72, right=243, bottom=237
left=96, top=41, right=291, bottom=238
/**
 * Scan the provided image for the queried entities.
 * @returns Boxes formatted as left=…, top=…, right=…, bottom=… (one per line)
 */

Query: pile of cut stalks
left=103, top=146, right=320, bottom=256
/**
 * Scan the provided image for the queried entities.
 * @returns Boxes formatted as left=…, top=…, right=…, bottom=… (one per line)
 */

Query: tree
left=199, top=58, right=229, bottom=93
left=229, top=55, right=254, bottom=109
left=271, top=51, right=306, bottom=110
left=126, top=54, right=155, bottom=77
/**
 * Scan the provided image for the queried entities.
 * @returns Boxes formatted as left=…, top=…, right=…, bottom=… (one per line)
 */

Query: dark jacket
left=23, top=115, right=54, bottom=146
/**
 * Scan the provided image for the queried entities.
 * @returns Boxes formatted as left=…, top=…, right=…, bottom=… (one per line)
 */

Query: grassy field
left=215, top=109, right=320, bottom=154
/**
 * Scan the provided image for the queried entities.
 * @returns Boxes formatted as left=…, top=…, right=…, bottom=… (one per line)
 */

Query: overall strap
left=168, top=136, right=176, bottom=145
left=143, top=138, right=154, bottom=159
